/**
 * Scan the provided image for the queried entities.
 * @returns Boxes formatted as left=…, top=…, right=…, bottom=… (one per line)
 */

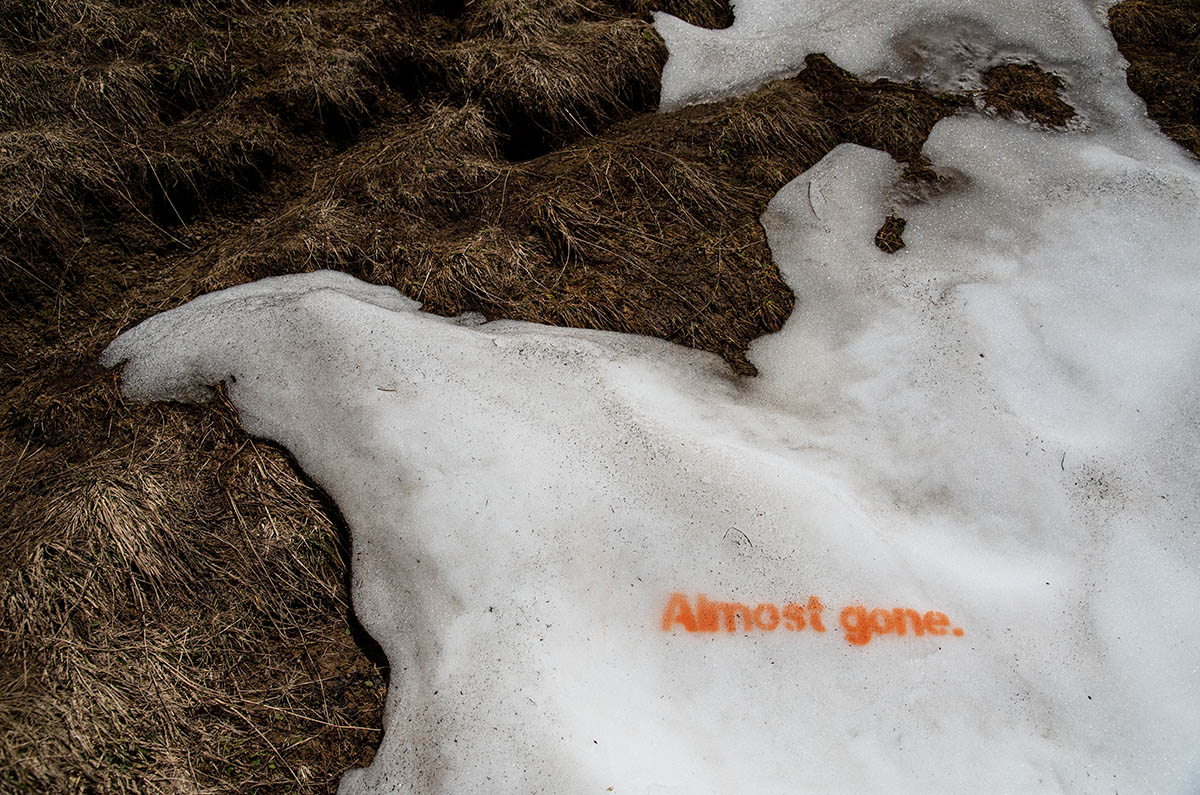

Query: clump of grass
left=431, top=19, right=667, bottom=159
left=333, top=102, right=505, bottom=216
left=1108, top=0, right=1200, bottom=156
left=0, top=126, right=127, bottom=274
left=463, top=0, right=610, bottom=41
left=0, top=54, right=159, bottom=130
left=792, top=54, right=965, bottom=162
left=874, top=215, right=906, bottom=253
left=708, top=83, right=840, bottom=183
left=1, top=373, right=387, bottom=792
left=257, top=3, right=421, bottom=138
left=202, top=197, right=387, bottom=290
left=272, top=46, right=377, bottom=136
left=1108, top=0, right=1196, bottom=49
left=982, top=63, right=1076, bottom=127
left=143, top=104, right=283, bottom=225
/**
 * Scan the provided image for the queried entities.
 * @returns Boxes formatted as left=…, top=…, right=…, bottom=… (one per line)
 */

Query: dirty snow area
left=102, top=0, right=1200, bottom=792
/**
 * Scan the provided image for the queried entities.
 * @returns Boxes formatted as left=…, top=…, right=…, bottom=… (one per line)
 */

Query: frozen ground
left=103, top=0, right=1200, bottom=791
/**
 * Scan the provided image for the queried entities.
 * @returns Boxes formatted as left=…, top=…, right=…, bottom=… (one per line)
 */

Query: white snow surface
left=101, top=1, right=1200, bottom=791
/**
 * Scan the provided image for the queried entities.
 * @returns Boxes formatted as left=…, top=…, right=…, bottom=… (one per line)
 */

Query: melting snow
left=103, top=0, right=1200, bottom=791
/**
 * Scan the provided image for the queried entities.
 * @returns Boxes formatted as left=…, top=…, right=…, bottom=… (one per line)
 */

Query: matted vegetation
left=982, top=63, right=1076, bottom=127
left=0, top=0, right=1119, bottom=789
left=874, top=214, right=907, bottom=253
left=1108, top=0, right=1200, bottom=156
left=200, top=52, right=964, bottom=374
left=2, top=376, right=388, bottom=790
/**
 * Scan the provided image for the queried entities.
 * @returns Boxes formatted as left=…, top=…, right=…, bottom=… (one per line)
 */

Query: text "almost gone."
left=660, top=592, right=966, bottom=646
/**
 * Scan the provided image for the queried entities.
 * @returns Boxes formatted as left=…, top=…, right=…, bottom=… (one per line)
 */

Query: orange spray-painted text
left=660, top=592, right=965, bottom=646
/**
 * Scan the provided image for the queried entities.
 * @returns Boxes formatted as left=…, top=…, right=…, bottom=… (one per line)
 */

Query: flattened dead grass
left=0, top=126, right=124, bottom=268
left=407, top=19, right=667, bottom=159
left=202, top=53, right=960, bottom=373
left=0, top=0, right=420, bottom=294
left=982, top=63, right=1076, bottom=127
left=1108, top=0, right=1200, bottom=156
left=621, top=0, right=733, bottom=29
left=874, top=215, right=906, bottom=253
left=1, top=370, right=388, bottom=792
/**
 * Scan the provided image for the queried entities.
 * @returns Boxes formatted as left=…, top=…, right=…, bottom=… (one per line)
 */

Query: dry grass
left=142, top=105, right=281, bottom=225
left=335, top=102, right=504, bottom=216
left=1108, top=0, right=1196, bottom=51
left=0, top=0, right=421, bottom=294
left=200, top=53, right=960, bottom=374
left=1109, top=0, right=1200, bottom=156
left=463, top=0, right=612, bottom=42
left=413, top=19, right=667, bottom=159
left=620, top=0, right=733, bottom=29
left=874, top=214, right=906, bottom=253
left=982, top=63, right=1076, bottom=127
left=707, top=82, right=840, bottom=183
left=0, top=126, right=124, bottom=267
left=1, top=373, right=388, bottom=792
left=789, top=54, right=968, bottom=162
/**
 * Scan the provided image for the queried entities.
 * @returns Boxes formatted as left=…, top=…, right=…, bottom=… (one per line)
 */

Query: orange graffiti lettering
left=924, top=611, right=951, bottom=636
left=661, top=593, right=829, bottom=634
left=753, top=603, right=780, bottom=631
left=661, top=593, right=965, bottom=646
left=696, top=594, right=753, bottom=632
left=661, top=592, right=698, bottom=632
left=806, top=596, right=826, bottom=632
left=781, top=603, right=806, bottom=630
left=839, top=605, right=965, bottom=646
left=892, top=607, right=925, bottom=636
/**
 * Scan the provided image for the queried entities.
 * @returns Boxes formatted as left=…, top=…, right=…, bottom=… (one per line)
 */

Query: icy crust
left=101, top=271, right=421, bottom=405
left=104, top=113, right=1200, bottom=791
